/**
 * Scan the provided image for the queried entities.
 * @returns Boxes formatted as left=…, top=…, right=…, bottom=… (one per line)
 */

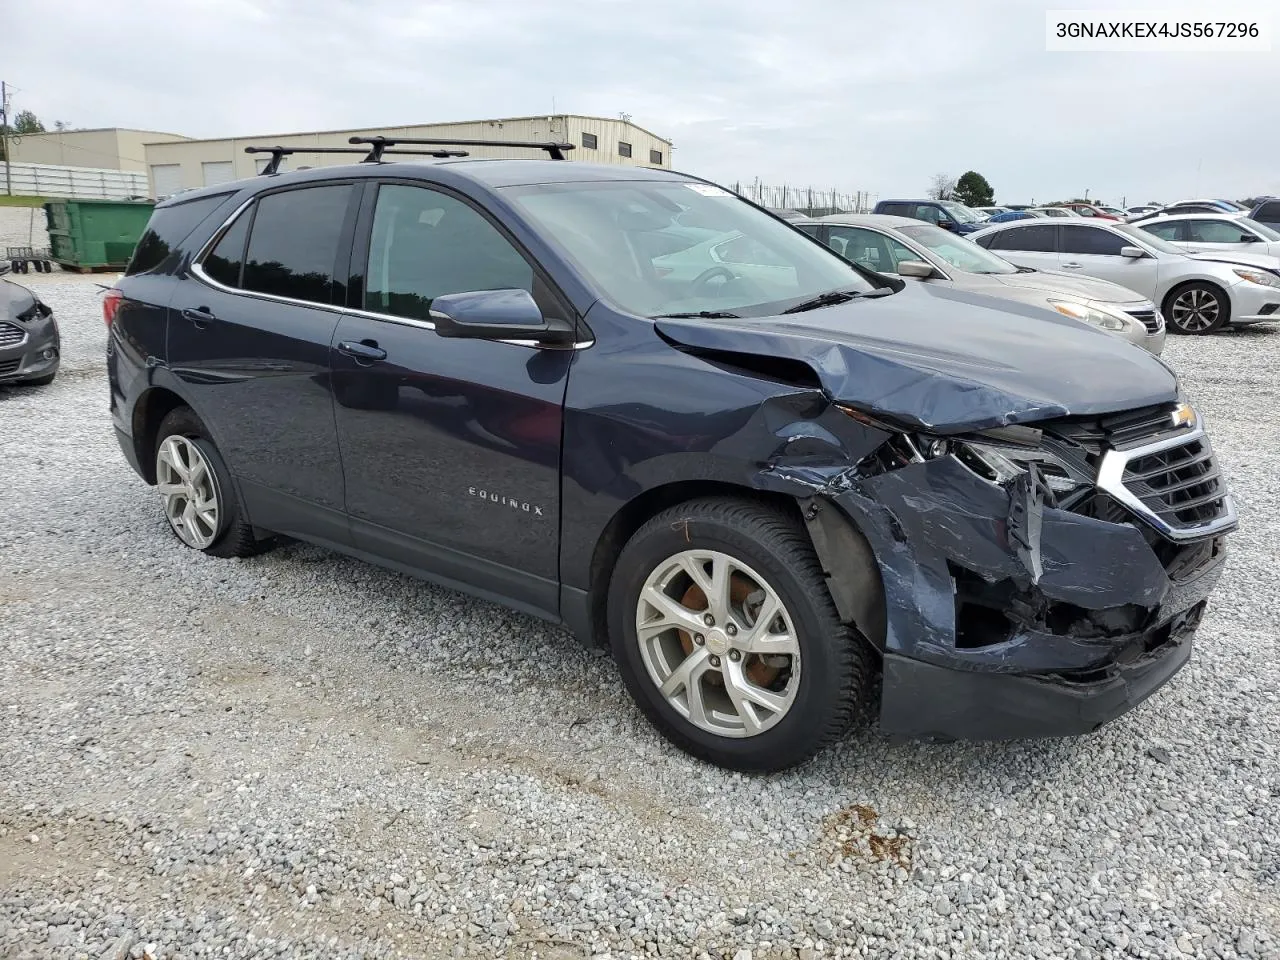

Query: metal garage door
left=150, top=163, right=183, bottom=199
left=201, top=161, right=235, bottom=187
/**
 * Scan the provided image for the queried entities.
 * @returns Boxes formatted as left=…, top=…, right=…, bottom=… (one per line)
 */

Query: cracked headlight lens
left=1046, top=299, right=1135, bottom=333
left=952, top=439, right=1087, bottom=496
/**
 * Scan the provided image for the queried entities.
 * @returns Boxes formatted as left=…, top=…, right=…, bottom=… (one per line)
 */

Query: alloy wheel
left=635, top=549, right=801, bottom=738
left=155, top=435, right=221, bottom=549
left=1170, top=288, right=1221, bottom=332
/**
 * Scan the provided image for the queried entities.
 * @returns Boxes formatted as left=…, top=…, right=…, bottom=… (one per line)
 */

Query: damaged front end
left=769, top=401, right=1236, bottom=741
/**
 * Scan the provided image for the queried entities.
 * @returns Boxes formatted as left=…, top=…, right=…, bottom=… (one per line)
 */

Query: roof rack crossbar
left=349, top=135, right=575, bottom=161
left=244, top=144, right=469, bottom=174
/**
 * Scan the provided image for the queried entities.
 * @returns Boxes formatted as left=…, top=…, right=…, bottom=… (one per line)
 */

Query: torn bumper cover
left=771, top=452, right=1231, bottom=741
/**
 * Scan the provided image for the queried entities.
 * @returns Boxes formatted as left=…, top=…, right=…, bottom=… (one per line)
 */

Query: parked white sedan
left=1136, top=212, right=1280, bottom=260
left=969, top=219, right=1280, bottom=334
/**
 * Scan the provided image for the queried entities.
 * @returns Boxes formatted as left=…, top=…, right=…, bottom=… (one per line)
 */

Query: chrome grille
left=1097, top=426, right=1236, bottom=541
left=1123, top=304, right=1163, bottom=334
left=0, top=322, right=26, bottom=347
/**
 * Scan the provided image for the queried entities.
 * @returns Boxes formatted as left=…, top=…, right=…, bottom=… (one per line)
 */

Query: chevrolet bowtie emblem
left=1170, top=402, right=1196, bottom=429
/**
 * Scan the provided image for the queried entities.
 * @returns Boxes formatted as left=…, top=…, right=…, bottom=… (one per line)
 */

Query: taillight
left=103, top=288, right=124, bottom=328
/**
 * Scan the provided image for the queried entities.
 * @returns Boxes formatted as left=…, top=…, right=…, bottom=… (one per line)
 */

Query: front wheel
left=1164, top=282, right=1229, bottom=334
left=607, top=498, right=876, bottom=772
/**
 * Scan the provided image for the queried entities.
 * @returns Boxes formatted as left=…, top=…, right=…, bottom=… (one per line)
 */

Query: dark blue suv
left=107, top=139, right=1235, bottom=771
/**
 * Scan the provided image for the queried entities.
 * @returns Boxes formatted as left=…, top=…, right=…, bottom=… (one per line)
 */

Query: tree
left=13, top=110, right=44, bottom=134
left=952, top=170, right=995, bottom=207
left=927, top=172, right=956, bottom=200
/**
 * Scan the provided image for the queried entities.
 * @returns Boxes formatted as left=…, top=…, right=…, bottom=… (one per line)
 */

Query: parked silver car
left=1031, top=206, right=1083, bottom=218
left=1137, top=212, right=1280, bottom=260
left=969, top=218, right=1280, bottom=334
left=801, top=214, right=1164, bottom=352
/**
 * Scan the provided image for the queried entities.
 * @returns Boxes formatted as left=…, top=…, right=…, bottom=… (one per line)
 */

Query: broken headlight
left=951, top=439, right=1087, bottom=497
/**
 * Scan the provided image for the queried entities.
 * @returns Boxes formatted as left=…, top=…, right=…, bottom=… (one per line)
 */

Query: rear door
left=169, top=182, right=360, bottom=545
left=1058, top=224, right=1159, bottom=299
left=330, top=180, right=574, bottom=617
left=977, top=223, right=1060, bottom=271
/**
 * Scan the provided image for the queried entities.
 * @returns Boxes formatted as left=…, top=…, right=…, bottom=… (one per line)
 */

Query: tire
left=607, top=497, right=876, bottom=772
left=1163, top=282, right=1229, bottom=335
left=154, top=407, right=264, bottom=559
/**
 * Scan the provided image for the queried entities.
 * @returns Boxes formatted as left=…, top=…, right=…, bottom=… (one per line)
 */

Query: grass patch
left=0, top=195, right=48, bottom=208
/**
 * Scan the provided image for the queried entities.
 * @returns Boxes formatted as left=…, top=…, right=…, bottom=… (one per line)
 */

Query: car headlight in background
left=1046, top=299, right=1135, bottom=333
left=1231, top=267, right=1280, bottom=289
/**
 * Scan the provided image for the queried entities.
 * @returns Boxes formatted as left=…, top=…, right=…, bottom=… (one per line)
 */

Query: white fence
left=0, top=161, right=148, bottom=200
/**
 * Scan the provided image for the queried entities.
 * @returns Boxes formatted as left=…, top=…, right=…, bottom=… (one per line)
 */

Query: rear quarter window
left=126, top=193, right=236, bottom=275
left=1257, top=201, right=1280, bottom=221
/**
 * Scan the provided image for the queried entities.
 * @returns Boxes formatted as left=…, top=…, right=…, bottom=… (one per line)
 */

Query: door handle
left=337, top=339, right=387, bottom=364
left=182, top=306, right=217, bottom=327
left=1061, top=262, right=1083, bottom=269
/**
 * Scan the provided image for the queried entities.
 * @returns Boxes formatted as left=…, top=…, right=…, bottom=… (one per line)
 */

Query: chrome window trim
left=189, top=195, right=593, bottom=351
left=1095, top=425, right=1237, bottom=542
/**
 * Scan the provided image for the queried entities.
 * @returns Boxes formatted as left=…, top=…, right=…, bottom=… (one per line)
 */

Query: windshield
left=941, top=201, right=983, bottom=223
left=1247, top=219, right=1280, bottom=240
left=898, top=223, right=1018, bottom=274
left=504, top=180, right=876, bottom=317
left=1113, top=223, right=1183, bottom=254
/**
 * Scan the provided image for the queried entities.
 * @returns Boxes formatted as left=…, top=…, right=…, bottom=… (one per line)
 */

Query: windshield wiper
left=781, top=288, right=875, bottom=314
left=652, top=310, right=742, bottom=319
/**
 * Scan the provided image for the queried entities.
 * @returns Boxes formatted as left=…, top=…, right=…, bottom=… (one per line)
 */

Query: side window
left=1061, top=226, right=1126, bottom=256
left=202, top=208, right=251, bottom=287
left=794, top=224, right=821, bottom=238
left=913, top=204, right=945, bottom=224
left=879, top=203, right=908, bottom=217
left=1257, top=201, right=1280, bottom=221
left=827, top=226, right=915, bottom=272
left=1187, top=219, right=1248, bottom=243
left=1142, top=221, right=1183, bottom=242
left=241, top=185, right=353, bottom=304
left=365, top=184, right=534, bottom=323
left=127, top=193, right=234, bottom=275
left=987, top=224, right=1056, bottom=252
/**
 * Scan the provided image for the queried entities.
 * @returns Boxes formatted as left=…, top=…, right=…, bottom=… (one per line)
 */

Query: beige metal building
left=9, top=128, right=190, bottom=173
left=143, top=115, right=673, bottom=197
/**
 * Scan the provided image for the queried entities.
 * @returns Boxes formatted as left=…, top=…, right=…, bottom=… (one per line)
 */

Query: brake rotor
left=677, top=573, right=785, bottom=688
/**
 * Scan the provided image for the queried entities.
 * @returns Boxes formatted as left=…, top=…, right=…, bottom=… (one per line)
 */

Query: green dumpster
left=45, top=199, right=156, bottom=271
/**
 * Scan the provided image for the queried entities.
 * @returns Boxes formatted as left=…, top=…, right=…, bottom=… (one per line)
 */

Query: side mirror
left=1119, top=246, right=1147, bottom=259
left=936, top=219, right=955, bottom=230
left=897, top=260, right=937, bottom=279
left=1239, top=233, right=1260, bottom=243
left=431, top=289, right=572, bottom=344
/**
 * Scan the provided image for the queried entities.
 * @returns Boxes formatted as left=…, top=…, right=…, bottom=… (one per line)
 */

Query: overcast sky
left=6, top=0, right=1278, bottom=205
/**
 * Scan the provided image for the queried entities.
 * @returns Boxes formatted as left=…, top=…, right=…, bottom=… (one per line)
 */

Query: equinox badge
left=468, top=486, right=545, bottom=516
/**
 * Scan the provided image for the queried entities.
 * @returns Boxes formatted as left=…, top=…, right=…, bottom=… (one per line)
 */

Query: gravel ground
left=1, top=207, right=1277, bottom=959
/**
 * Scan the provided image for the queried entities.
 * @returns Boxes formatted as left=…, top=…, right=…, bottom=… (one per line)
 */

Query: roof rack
left=244, top=144, right=470, bottom=175
left=349, top=135, right=575, bottom=162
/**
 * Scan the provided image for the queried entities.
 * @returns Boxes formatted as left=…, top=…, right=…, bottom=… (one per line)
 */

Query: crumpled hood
left=982, top=269, right=1146, bottom=305
left=1186, top=249, right=1280, bottom=271
left=654, top=282, right=1178, bottom=434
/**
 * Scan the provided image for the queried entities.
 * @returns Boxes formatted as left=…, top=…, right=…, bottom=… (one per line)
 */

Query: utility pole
left=1, top=80, right=11, bottom=196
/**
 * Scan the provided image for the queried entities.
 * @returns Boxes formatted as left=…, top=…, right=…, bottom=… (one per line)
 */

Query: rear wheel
left=1164, top=282, right=1229, bottom=334
left=154, top=407, right=264, bottom=558
left=608, top=497, right=876, bottom=772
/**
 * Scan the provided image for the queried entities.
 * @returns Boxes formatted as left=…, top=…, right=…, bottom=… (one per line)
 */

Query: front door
left=331, top=181, right=574, bottom=617
left=1058, top=224, right=1160, bottom=300
left=169, top=182, right=359, bottom=545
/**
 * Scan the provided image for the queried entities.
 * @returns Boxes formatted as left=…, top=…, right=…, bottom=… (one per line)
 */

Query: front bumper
left=796, top=446, right=1231, bottom=740
left=1228, top=280, right=1280, bottom=323
left=0, top=327, right=59, bottom=384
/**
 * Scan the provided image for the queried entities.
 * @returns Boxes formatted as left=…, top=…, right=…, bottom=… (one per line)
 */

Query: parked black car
left=0, top=273, right=59, bottom=386
left=107, top=142, right=1235, bottom=771
left=1249, top=197, right=1280, bottom=231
